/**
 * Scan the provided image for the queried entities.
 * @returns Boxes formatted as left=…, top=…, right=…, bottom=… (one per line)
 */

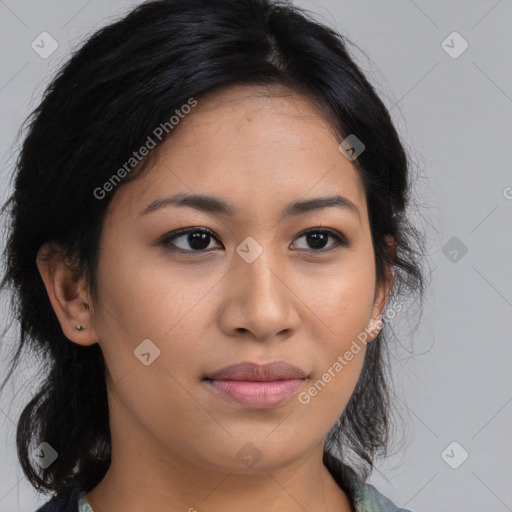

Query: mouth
left=204, top=360, right=307, bottom=381
left=203, top=361, right=308, bottom=409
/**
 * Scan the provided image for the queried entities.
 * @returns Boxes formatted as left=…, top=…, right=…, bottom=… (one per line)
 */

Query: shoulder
left=34, top=500, right=60, bottom=512
left=324, top=451, right=413, bottom=512
left=33, top=485, right=81, bottom=512
left=347, top=471, right=413, bottom=512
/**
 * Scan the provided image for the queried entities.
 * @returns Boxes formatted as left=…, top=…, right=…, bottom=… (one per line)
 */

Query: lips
left=203, top=361, right=308, bottom=409
left=204, top=361, right=307, bottom=381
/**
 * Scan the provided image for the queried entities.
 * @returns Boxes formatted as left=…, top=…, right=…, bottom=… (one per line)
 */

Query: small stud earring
left=76, top=325, right=84, bottom=331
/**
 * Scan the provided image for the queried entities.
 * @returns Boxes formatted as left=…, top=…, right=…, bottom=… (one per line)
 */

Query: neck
left=86, top=443, right=353, bottom=512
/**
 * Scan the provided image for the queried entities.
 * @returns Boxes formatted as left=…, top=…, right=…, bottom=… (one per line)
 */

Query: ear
left=367, top=234, right=396, bottom=341
left=36, top=243, right=98, bottom=346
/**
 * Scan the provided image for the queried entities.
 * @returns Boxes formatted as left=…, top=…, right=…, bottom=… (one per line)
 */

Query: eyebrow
left=139, top=192, right=361, bottom=222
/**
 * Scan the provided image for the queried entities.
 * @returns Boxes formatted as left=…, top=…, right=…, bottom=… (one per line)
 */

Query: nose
left=218, top=248, right=301, bottom=342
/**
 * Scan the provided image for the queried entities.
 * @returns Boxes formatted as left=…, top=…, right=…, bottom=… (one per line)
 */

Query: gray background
left=1, top=1, right=511, bottom=511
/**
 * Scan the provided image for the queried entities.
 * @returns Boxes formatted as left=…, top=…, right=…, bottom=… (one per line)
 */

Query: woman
left=0, top=0, right=426, bottom=511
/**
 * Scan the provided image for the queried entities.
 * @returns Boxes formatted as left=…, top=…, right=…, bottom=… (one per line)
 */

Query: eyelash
left=159, top=226, right=351, bottom=255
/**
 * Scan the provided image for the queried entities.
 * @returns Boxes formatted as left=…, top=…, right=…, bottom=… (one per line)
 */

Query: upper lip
left=205, top=361, right=307, bottom=381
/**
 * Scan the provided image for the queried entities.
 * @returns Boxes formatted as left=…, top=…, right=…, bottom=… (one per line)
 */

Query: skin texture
left=37, top=84, right=394, bottom=512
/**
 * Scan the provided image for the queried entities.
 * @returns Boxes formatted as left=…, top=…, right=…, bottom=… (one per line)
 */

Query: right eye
left=160, top=227, right=223, bottom=253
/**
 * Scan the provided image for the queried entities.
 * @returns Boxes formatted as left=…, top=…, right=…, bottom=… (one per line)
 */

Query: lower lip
left=205, top=379, right=305, bottom=408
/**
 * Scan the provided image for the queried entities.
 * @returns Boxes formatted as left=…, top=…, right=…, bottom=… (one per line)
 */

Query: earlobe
left=36, top=243, right=98, bottom=346
left=366, top=315, right=383, bottom=342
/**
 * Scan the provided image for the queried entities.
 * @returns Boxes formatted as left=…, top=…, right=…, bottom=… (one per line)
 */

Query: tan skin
left=37, top=84, right=394, bottom=512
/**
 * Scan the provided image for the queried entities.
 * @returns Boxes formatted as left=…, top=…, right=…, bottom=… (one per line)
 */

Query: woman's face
left=87, top=84, right=391, bottom=473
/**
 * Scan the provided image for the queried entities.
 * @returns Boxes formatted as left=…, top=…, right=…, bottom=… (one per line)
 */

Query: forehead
left=173, top=83, right=339, bottom=148
left=107, top=84, right=368, bottom=225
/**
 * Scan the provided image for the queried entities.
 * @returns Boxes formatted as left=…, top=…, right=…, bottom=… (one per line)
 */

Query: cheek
left=297, top=250, right=375, bottom=406
left=302, top=252, right=376, bottom=340
left=298, top=270, right=372, bottom=419
left=93, top=241, right=190, bottom=334
left=92, top=244, right=214, bottom=382
left=91, top=249, right=210, bottom=438
left=297, top=349, right=365, bottom=436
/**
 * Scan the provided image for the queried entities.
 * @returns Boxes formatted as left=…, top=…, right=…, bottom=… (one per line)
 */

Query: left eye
left=292, top=228, right=350, bottom=252
left=160, top=227, right=350, bottom=253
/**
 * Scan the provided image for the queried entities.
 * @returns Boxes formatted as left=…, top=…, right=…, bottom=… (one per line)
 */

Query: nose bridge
left=236, top=241, right=285, bottom=306
left=221, top=238, right=298, bottom=339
